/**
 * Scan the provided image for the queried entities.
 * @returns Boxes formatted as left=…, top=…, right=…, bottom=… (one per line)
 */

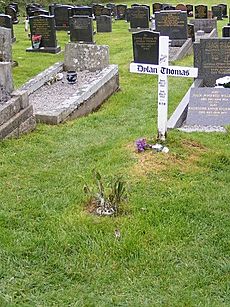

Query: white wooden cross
left=130, top=36, right=198, bottom=141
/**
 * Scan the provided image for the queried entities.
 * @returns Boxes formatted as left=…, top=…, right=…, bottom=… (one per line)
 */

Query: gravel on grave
left=29, top=70, right=101, bottom=113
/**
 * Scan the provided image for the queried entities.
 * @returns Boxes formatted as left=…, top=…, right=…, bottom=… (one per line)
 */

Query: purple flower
left=135, top=138, right=148, bottom=152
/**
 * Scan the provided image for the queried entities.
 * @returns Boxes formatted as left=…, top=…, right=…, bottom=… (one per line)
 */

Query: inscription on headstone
left=132, top=30, right=159, bottom=64
left=155, top=10, right=188, bottom=40
left=194, top=38, right=230, bottom=86
left=195, top=5, right=208, bottom=19
left=187, top=88, right=230, bottom=126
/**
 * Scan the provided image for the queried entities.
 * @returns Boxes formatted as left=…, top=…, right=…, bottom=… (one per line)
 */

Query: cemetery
left=0, top=0, right=229, bottom=305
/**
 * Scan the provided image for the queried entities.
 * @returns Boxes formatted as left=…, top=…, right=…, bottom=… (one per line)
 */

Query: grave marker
left=116, top=4, right=127, bottom=20
left=212, top=5, right=223, bottom=20
left=96, top=15, right=112, bottom=32
left=130, top=6, right=149, bottom=29
left=130, top=34, right=198, bottom=139
left=222, top=26, right=230, bottom=37
left=69, top=16, right=94, bottom=43
left=195, top=5, right=208, bottom=19
left=54, top=5, right=73, bottom=30
left=0, top=14, right=15, bottom=42
left=5, top=5, right=18, bottom=24
left=0, top=27, right=12, bottom=62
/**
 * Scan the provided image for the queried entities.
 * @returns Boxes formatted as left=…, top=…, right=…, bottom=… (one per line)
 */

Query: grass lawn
left=0, top=1, right=230, bottom=305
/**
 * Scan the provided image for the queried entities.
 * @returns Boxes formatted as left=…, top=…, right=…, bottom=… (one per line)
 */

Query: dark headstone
left=218, top=4, right=228, bottom=18
left=186, top=4, right=193, bottom=17
left=126, top=8, right=131, bottom=22
left=69, top=16, right=94, bottom=43
left=163, top=5, right=175, bottom=11
left=187, top=87, right=230, bottom=126
left=222, top=26, right=230, bottom=37
left=69, top=6, right=93, bottom=18
left=96, top=15, right=112, bottom=32
left=26, top=4, right=44, bottom=17
left=9, top=3, right=19, bottom=15
left=101, top=7, right=112, bottom=16
left=28, top=9, right=49, bottom=17
left=131, top=4, right=140, bottom=7
left=54, top=5, right=73, bottom=30
left=194, top=38, right=230, bottom=86
left=93, top=4, right=104, bottom=17
left=26, top=15, right=61, bottom=53
left=155, top=10, right=188, bottom=40
left=130, top=6, right=149, bottom=29
left=212, top=5, right=223, bottom=20
left=195, top=5, right=208, bottom=19
left=187, top=23, right=195, bottom=42
left=132, top=30, right=159, bottom=64
left=152, top=3, right=163, bottom=14
left=142, top=4, right=151, bottom=20
left=106, top=3, right=116, bottom=16
left=5, top=6, right=18, bottom=24
left=0, top=14, right=15, bottom=42
left=116, top=4, right=127, bottom=20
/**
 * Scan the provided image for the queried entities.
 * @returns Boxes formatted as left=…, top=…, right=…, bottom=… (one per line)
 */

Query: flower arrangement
left=32, top=34, right=42, bottom=49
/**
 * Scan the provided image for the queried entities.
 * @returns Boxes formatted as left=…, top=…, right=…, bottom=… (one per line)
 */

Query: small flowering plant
left=135, top=138, right=152, bottom=152
left=32, top=34, right=42, bottom=49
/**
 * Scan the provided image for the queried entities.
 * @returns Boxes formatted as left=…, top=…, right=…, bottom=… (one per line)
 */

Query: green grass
left=1, top=2, right=230, bottom=306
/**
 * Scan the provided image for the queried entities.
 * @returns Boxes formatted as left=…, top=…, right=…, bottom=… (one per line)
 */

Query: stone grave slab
left=186, top=87, right=230, bottom=126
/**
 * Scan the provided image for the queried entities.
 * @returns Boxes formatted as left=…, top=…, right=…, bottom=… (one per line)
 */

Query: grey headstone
left=187, top=87, right=230, bottom=126
left=211, top=5, right=223, bottom=20
left=64, top=43, right=109, bottom=71
left=0, top=62, right=14, bottom=102
left=96, top=15, right=112, bottom=33
left=194, top=38, right=230, bottom=86
left=0, top=27, right=12, bottom=62
left=155, top=10, right=188, bottom=40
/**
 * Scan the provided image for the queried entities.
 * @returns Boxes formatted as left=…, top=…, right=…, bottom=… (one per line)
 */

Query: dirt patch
left=128, top=140, right=208, bottom=178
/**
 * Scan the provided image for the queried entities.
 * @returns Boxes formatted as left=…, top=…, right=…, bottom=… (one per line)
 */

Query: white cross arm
left=130, top=62, right=198, bottom=78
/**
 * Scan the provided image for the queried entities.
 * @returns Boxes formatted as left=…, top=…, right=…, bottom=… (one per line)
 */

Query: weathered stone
left=189, top=18, right=217, bottom=33
left=0, top=27, right=12, bottom=62
left=64, top=43, right=109, bottom=72
left=0, top=62, right=13, bottom=95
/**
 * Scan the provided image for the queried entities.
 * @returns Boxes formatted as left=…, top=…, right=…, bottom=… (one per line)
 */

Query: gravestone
left=175, top=4, right=187, bottom=12
left=218, top=4, right=228, bottom=18
left=69, top=6, right=93, bottom=18
left=155, top=10, right=188, bottom=41
left=26, top=15, right=61, bottom=53
left=189, top=18, right=217, bottom=33
left=69, top=16, right=94, bottom=43
left=101, top=7, right=112, bottom=16
left=194, top=38, right=230, bottom=86
left=96, top=15, right=112, bottom=32
left=132, top=30, right=159, bottom=64
left=141, top=5, right=151, bottom=20
left=187, top=23, right=195, bottom=42
left=163, top=5, right=175, bottom=11
left=187, top=88, right=230, bottom=126
left=5, top=5, right=18, bottom=24
left=0, top=15, right=15, bottom=42
left=54, top=5, right=73, bottom=30
left=130, top=6, right=149, bottom=29
left=152, top=3, right=162, bottom=14
left=186, top=4, right=193, bottom=17
left=116, top=4, right=127, bottom=20
left=222, top=26, right=230, bottom=37
left=106, top=3, right=116, bottom=16
left=126, top=8, right=131, bottom=22
left=28, top=9, right=49, bottom=17
left=93, top=4, right=104, bottom=17
left=212, top=5, right=222, bottom=20
left=9, top=3, right=19, bottom=15
left=49, top=3, right=58, bottom=15
left=195, top=5, right=208, bottom=19
left=0, top=62, right=13, bottom=101
left=0, top=27, right=12, bottom=62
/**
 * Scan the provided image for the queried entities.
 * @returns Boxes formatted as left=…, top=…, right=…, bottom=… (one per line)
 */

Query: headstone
left=163, top=5, right=175, bottom=11
left=187, top=87, right=230, bottom=126
left=0, top=14, right=15, bottom=43
left=93, top=4, right=104, bottom=17
left=152, top=3, right=163, bottom=14
left=5, top=5, right=18, bottom=24
left=142, top=4, right=151, bottom=20
left=69, top=16, right=94, bottom=43
left=26, top=4, right=44, bottom=17
left=132, top=30, right=159, bottom=64
left=218, top=4, right=228, bottom=18
left=0, top=62, right=14, bottom=102
left=194, top=38, right=230, bottom=86
left=212, top=5, right=223, bottom=20
left=69, top=6, right=93, bottom=18
left=49, top=3, right=58, bottom=16
left=195, top=5, right=208, bottom=19
left=0, top=27, right=12, bottom=62
left=28, top=9, right=49, bottom=17
left=126, top=8, right=131, bottom=22
left=96, top=15, right=112, bottom=32
left=186, top=4, right=193, bottom=17
left=189, top=18, right=217, bottom=33
left=130, top=6, right=149, bottom=29
left=175, top=4, right=187, bottom=12
left=187, top=23, right=195, bottom=42
left=106, top=3, right=116, bottom=17
left=26, top=15, right=61, bottom=53
left=116, top=4, right=127, bottom=20
left=222, top=26, right=230, bottom=37
left=9, top=3, right=19, bottom=15
left=54, top=5, right=73, bottom=30
left=155, top=10, right=188, bottom=40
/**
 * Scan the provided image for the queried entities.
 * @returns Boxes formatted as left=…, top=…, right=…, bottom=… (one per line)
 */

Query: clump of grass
left=83, top=171, right=128, bottom=216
